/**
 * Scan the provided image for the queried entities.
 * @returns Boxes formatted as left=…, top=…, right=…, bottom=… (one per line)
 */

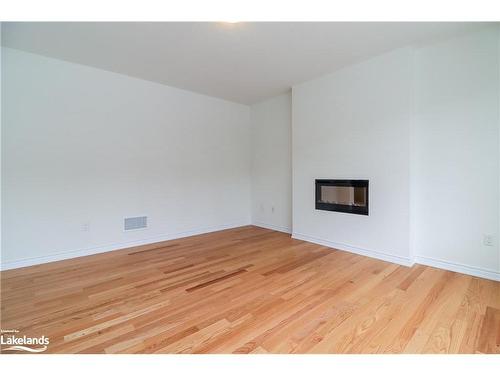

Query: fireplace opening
left=315, top=179, right=369, bottom=215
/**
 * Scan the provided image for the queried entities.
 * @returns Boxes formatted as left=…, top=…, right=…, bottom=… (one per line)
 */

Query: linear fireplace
left=315, top=179, right=369, bottom=215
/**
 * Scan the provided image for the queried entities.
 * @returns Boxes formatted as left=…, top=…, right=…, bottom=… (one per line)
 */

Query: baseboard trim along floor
left=414, top=255, right=500, bottom=282
left=0, top=221, right=251, bottom=271
left=2, top=225, right=499, bottom=283
left=292, top=232, right=415, bottom=268
left=292, top=232, right=500, bottom=282
left=1, top=226, right=498, bottom=353
left=252, top=221, right=292, bottom=234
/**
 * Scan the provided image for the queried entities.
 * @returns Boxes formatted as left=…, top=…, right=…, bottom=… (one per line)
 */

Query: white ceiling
left=2, top=22, right=492, bottom=104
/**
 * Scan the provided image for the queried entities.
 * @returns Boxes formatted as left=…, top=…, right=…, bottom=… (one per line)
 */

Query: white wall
left=412, top=28, right=500, bottom=278
left=292, top=48, right=413, bottom=266
left=1, top=47, right=251, bottom=269
left=250, top=93, right=292, bottom=233
left=291, top=28, right=500, bottom=280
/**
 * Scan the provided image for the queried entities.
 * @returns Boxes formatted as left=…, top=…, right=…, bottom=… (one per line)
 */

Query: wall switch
left=483, top=234, right=494, bottom=247
left=82, top=222, right=90, bottom=232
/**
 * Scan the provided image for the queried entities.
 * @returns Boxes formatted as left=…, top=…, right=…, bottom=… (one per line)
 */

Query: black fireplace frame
left=315, top=179, right=369, bottom=215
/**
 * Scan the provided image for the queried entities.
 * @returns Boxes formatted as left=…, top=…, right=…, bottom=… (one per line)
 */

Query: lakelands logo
left=1, top=329, right=49, bottom=353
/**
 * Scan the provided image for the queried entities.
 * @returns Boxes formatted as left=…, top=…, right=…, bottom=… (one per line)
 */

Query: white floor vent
left=124, top=216, right=148, bottom=231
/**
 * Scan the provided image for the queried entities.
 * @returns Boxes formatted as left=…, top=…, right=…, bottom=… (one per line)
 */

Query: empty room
left=1, top=12, right=500, bottom=368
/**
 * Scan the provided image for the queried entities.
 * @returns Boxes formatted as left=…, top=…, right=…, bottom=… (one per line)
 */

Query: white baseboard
left=292, top=232, right=414, bottom=267
left=252, top=221, right=292, bottom=234
left=291, top=231, right=499, bottom=281
left=414, top=255, right=500, bottom=282
left=4, top=224, right=499, bottom=282
left=0, top=221, right=251, bottom=271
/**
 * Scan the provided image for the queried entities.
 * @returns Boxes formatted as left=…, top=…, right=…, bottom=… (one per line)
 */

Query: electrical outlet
left=483, top=234, right=494, bottom=247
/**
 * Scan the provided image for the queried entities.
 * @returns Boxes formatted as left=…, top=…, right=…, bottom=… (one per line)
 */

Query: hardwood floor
left=1, top=226, right=499, bottom=354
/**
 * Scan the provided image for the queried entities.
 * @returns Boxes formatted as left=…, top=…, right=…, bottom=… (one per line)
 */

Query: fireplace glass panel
left=319, top=186, right=367, bottom=207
